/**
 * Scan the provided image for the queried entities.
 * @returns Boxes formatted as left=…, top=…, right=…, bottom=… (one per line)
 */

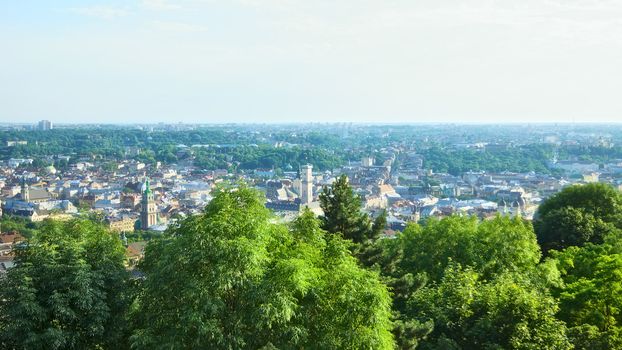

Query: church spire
left=141, top=177, right=156, bottom=230
left=21, top=176, right=30, bottom=202
left=144, top=178, right=152, bottom=195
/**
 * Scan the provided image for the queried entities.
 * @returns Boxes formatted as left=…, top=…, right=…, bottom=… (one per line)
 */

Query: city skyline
left=2, top=0, right=622, bottom=124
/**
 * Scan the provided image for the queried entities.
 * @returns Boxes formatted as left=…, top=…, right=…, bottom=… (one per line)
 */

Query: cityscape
left=4, top=0, right=622, bottom=349
left=2, top=121, right=621, bottom=236
left=3, top=121, right=622, bottom=348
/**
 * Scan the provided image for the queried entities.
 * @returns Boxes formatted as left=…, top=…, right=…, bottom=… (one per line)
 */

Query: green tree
left=535, top=183, right=622, bottom=254
left=319, top=175, right=383, bottom=244
left=398, top=215, right=541, bottom=281
left=0, top=219, right=131, bottom=350
left=368, top=215, right=546, bottom=348
left=130, top=186, right=394, bottom=349
left=550, top=233, right=622, bottom=349
left=410, top=264, right=571, bottom=350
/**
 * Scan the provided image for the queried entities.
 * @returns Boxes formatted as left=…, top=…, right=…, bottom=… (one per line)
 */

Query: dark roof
left=15, top=187, right=51, bottom=201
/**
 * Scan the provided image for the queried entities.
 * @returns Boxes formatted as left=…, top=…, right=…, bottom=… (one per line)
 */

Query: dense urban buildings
left=1, top=122, right=621, bottom=237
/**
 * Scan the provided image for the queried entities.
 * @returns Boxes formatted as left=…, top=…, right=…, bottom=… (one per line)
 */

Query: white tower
left=21, top=177, right=30, bottom=203
left=300, top=164, right=313, bottom=205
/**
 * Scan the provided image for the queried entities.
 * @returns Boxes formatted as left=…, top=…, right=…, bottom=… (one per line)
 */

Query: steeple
left=300, top=164, right=313, bottom=205
left=144, top=178, right=152, bottom=195
left=21, top=176, right=30, bottom=202
left=141, top=178, right=157, bottom=230
left=142, top=178, right=154, bottom=202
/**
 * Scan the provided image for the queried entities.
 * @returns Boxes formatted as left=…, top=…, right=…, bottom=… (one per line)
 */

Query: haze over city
left=2, top=0, right=622, bottom=124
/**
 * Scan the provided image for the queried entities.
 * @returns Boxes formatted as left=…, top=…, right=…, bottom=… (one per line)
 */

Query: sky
left=1, top=0, right=622, bottom=124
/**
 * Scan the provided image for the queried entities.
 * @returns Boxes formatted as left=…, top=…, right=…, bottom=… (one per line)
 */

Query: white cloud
left=151, top=20, right=208, bottom=33
left=68, top=5, right=129, bottom=20
left=141, top=0, right=182, bottom=11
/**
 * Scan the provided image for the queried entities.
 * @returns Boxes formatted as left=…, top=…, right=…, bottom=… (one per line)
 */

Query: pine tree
left=319, top=174, right=380, bottom=244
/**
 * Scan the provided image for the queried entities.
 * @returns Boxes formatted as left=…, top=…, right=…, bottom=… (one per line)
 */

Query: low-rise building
left=106, top=216, right=137, bottom=233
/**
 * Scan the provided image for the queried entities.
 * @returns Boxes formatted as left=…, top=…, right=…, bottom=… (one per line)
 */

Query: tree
left=367, top=215, right=547, bottom=348
left=535, top=183, right=622, bottom=253
left=319, top=175, right=382, bottom=244
left=398, top=215, right=541, bottom=281
left=0, top=219, right=131, bottom=350
left=130, top=185, right=394, bottom=349
left=410, top=264, right=571, bottom=350
left=550, top=234, right=622, bottom=349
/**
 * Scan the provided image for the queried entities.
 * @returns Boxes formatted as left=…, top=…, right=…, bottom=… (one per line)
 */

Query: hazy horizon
left=2, top=1, right=622, bottom=124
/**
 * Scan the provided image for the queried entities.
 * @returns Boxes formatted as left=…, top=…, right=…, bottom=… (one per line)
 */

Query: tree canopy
left=410, top=264, right=570, bottom=350
left=130, top=185, right=394, bottom=349
left=549, top=231, right=622, bottom=349
left=0, top=219, right=130, bottom=350
left=535, top=183, right=622, bottom=253
left=364, top=215, right=570, bottom=348
left=319, top=174, right=384, bottom=244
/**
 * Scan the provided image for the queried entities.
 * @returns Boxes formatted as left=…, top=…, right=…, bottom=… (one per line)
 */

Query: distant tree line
left=419, top=144, right=556, bottom=175
left=4, top=127, right=622, bottom=175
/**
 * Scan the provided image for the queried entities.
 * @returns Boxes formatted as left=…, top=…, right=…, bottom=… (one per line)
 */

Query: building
left=37, top=120, right=53, bottom=131
left=3, top=178, right=53, bottom=207
left=140, top=179, right=157, bottom=230
left=121, top=193, right=141, bottom=209
left=583, top=172, right=600, bottom=183
left=300, top=164, right=313, bottom=205
left=0, top=231, right=24, bottom=250
left=6, top=140, right=27, bottom=147
left=362, top=156, right=375, bottom=167
left=106, top=216, right=136, bottom=233
left=126, top=241, right=147, bottom=266
left=21, top=179, right=30, bottom=202
left=8, top=158, right=33, bottom=168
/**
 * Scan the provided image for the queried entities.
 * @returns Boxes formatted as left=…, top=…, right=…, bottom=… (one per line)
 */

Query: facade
left=300, top=164, right=313, bottom=205
left=21, top=181, right=30, bottom=202
left=6, top=140, right=27, bottom=147
left=37, top=120, right=53, bottom=130
left=362, top=156, right=375, bottom=167
left=140, top=179, right=157, bottom=230
left=107, top=216, right=136, bottom=233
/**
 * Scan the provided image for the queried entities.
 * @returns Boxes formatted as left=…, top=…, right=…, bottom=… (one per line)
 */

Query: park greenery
left=4, top=126, right=622, bottom=176
left=2, top=180, right=622, bottom=348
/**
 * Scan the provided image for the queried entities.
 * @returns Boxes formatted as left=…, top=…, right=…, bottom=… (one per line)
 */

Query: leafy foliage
left=0, top=219, right=131, bottom=350
left=397, top=215, right=541, bottom=281
left=319, top=174, right=384, bottom=244
left=130, top=186, right=394, bottom=349
left=419, top=145, right=554, bottom=175
left=535, top=183, right=622, bottom=253
left=410, top=264, right=571, bottom=350
left=549, top=232, right=622, bottom=349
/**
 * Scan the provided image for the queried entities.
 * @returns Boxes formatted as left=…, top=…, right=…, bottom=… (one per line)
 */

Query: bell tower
left=141, top=179, right=157, bottom=230
left=21, top=177, right=30, bottom=203
left=300, top=164, right=313, bottom=205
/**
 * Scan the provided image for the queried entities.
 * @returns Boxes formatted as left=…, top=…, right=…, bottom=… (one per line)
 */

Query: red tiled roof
left=0, top=232, right=25, bottom=244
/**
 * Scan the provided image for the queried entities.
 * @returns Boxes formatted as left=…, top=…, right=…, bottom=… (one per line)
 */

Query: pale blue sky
left=1, top=0, right=622, bottom=124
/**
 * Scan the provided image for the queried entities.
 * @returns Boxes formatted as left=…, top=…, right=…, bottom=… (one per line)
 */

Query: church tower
left=21, top=177, right=30, bottom=203
left=300, top=164, right=313, bottom=205
left=141, top=179, right=157, bottom=230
